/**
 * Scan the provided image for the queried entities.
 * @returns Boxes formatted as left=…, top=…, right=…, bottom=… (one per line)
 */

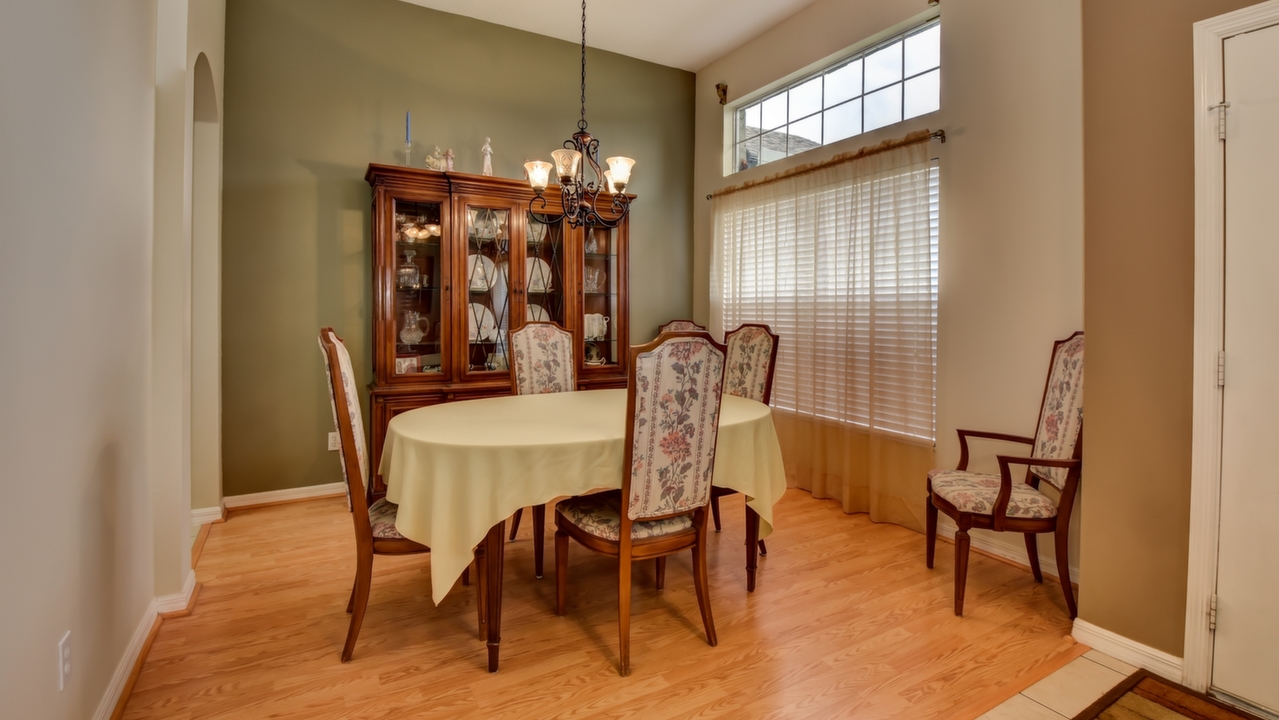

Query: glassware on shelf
left=400, top=310, right=426, bottom=345
left=584, top=266, right=605, bottom=293
left=584, top=236, right=599, bottom=254
left=397, top=250, right=421, bottom=290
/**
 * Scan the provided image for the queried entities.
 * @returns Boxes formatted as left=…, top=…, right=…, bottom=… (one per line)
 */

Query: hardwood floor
left=122, top=491, right=1076, bottom=719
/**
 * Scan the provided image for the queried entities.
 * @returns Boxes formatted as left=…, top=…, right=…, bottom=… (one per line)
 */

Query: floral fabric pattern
left=725, top=325, right=775, bottom=403
left=319, top=332, right=368, bottom=505
left=511, top=322, right=574, bottom=395
left=367, top=497, right=404, bottom=539
left=628, top=337, right=726, bottom=520
left=558, top=491, right=695, bottom=541
left=928, top=469, right=1058, bottom=519
left=1031, top=334, right=1084, bottom=490
left=659, top=320, right=706, bottom=333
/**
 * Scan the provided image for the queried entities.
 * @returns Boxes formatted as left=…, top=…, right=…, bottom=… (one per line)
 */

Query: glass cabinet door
left=581, top=224, right=621, bottom=370
left=525, top=212, right=567, bottom=328
left=392, top=200, right=445, bottom=377
left=462, top=203, right=514, bottom=375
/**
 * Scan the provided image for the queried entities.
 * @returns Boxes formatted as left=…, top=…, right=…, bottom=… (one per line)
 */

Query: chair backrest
left=509, top=321, right=575, bottom=394
left=622, top=332, right=727, bottom=524
left=659, top=319, right=706, bottom=334
left=1029, top=332, right=1084, bottom=490
left=318, top=328, right=369, bottom=522
left=724, top=323, right=779, bottom=404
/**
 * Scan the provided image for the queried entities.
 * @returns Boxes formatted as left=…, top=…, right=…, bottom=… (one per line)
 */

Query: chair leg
left=655, top=557, right=666, bottom=590
left=618, top=550, right=633, bottom=676
left=533, top=504, right=546, bottom=578
left=758, top=539, right=767, bottom=556
left=555, top=529, right=569, bottom=616
left=692, top=523, right=718, bottom=647
left=345, top=581, right=356, bottom=614
left=1025, top=534, right=1044, bottom=583
left=925, top=494, right=938, bottom=569
left=953, top=528, right=971, bottom=617
left=1055, top=528, right=1078, bottom=619
left=475, top=548, right=487, bottom=638
left=508, top=507, right=523, bottom=541
left=341, top=552, right=373, bottom=662
left=710, top=494, right=722, bottom=532
left=745, top=505, right=761, bottom=592
left=462, top=564, right=471, bottom=586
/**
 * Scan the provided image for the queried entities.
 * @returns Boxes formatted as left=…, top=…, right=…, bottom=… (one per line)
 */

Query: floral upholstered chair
left=554, top=332, right=727, bottom=675
left=926, top=332, right=1084, bottom=618
left=658, top=319, right=706, bottom=333
left=319, top=328, right=479, bottom=661
left=505, top=321, right=576, bottom=577
left=709, top=323, right=779, bottom=592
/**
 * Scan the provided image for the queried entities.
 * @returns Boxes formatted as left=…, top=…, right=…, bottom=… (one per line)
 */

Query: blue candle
left=405, top=111, right=410, bottom=144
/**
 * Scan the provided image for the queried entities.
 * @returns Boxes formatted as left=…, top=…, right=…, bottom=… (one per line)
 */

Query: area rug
left=1072, top=669, right=1267, bottom=720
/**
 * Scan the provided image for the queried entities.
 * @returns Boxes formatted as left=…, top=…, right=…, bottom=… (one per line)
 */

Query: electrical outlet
left=58, top=631, right=71, bottom=690
left=327, top=432, right=340, bottom=451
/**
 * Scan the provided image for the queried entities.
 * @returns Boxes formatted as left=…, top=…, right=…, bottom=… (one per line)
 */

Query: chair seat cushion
left=368, top=497, right=404, bottom=539
left=928, top=469, right=1058, bottom=519
left=557, top=491, right=695, bottom=542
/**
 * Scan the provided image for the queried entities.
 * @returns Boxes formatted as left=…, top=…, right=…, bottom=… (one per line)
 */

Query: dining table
left=377, top=387, right=787, bottom=671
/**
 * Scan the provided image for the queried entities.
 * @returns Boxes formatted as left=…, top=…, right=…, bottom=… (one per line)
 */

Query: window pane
left=864, top=40, right=903, bottom=92
left=789, top=77, right=823, bottom=122
left=825, top=59, right=862, bottom=108
left=904, top=69, right=940, bottom=118
left=739, top=104, right=761, bottom=140
left=864, top=84, right=902, bottom=131
left=823, top=99, right=862, bottom=144
left=760, top=135, right=787, bottom=165
left=761, top=93, right=787, bottom=131
left=905, top=24, right=940, bottom=77
left=787, top=116, right=822, bottom=155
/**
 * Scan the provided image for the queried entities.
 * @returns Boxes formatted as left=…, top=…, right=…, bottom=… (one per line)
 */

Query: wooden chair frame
left=504, top=320, right=575, bottom=578
left=320, top=328, right=481, bottom=662
left=925, top=331, right=1084, bottom=618
left=658, top=319, right=707, bottom=333
left=554, top=331, right=727, bottom=675
left=709, top=323, right=780, bottom=592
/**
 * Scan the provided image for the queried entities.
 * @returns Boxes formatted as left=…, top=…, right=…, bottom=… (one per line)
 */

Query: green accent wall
left=221, top=0, right=695, bottom=496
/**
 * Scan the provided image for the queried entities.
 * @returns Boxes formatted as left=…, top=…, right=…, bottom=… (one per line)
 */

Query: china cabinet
left=364, top=164, right=633, bottom=496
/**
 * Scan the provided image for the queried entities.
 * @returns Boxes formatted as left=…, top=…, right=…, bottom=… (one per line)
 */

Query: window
left=712, top=143, right=938, bottom=442
left=732, top=19, right=940, bottom=174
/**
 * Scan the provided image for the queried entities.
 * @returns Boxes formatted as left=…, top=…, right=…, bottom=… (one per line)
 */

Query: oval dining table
left=377, top=387, right=787, bottom=672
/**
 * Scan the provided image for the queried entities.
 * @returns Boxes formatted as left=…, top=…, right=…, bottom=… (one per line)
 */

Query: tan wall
left=1079, top=0, right=1256, bottom=658
left=693, top=0, right=1085, bottom=572
left=0, top=1, right=159, bottom=715
left=221, top=0, right=695, bottom=496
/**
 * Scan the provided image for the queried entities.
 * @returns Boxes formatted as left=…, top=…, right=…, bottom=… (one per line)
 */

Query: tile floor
left=979, top=650, right=1138, bottom=719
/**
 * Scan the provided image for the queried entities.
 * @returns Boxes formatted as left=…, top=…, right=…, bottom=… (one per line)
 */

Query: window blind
left=711, top=143, right=938, bottom=442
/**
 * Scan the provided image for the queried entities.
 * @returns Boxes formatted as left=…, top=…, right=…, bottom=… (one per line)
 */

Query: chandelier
left=524, top=0, right=635, bottom=229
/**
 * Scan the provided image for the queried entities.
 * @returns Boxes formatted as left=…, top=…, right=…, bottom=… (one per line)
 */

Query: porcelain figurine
left=481, top=137, right=493, bottom=176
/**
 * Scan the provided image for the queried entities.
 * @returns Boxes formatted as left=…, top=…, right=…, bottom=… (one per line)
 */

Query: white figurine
left=443, top=148, right=455, bottom=172
left=481, top=137, right=493, bottom=176
left=424, top=146, right=446, bottom=171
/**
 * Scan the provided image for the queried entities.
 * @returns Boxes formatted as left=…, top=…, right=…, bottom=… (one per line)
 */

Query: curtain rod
left=706, top=128, right=945, bottom=200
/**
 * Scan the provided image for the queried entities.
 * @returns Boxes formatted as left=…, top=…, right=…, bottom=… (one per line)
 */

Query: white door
left=1215, top=21, right=1279, bottom=717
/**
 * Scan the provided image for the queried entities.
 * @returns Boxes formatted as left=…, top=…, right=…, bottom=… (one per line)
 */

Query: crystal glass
left=397, top=249, right=421, bottom=290
left=551, top=149, right=582, bottom=184
left=604, top=157, right=634, bottom=191
left=399, top=310, right=426, bottom=345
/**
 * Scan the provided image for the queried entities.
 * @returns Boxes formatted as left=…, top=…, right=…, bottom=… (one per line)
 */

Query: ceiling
left=398, top=0, right=818, bottom=72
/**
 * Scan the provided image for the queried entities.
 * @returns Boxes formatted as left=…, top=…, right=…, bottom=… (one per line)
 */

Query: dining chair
left=710, top=323, right=779, bottom=592
left=658, top=319, right=707, bottom=333
left=319, top=328, right=482, bottom=661
left=926, top=331, right=1084, bottom=618
left=505, top=320, right=575, bottom=578
left=554, top=331, right=727, bottom=675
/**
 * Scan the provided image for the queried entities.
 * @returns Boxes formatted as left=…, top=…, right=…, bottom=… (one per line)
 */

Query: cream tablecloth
left=378, top=388, right=787, bottom=604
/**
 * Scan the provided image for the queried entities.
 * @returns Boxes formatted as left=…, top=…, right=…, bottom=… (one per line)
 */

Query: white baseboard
left=91, top=598, right=158, bottom=720
left=190, top=505, right=224, bottom=528
left=156, top=569, right=197, bottom=614
left=937, top=516, right=1080, bottom=583
left=222, top=481, right=345, bottom=509
left=1072, top=618, right=1183, bottom=681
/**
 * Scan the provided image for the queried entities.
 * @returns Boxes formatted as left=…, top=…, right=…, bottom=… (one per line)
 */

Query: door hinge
left=1217, top=350, right=1226, bottom=387
left=1209, top=102, right=1230, bottom=140
left=1209, top=594, right=1219, bottom=632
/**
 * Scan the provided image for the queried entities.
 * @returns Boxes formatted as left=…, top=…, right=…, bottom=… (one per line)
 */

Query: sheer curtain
left=710, top=140, right=937, bottom=531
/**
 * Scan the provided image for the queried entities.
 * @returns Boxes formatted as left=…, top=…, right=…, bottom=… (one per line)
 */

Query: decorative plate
left=467, top=254, right=497, bottom=291
left=526, top=303, right=550, bottom=322
left=527, top=221, right=547, bottom=245
left=526, top=258, right=552, bottom=293
left=468, top=303, right=498, bottom=343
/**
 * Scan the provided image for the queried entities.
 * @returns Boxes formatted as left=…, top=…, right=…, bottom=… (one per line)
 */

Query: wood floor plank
left=121, top=490, right=1073, bottom=719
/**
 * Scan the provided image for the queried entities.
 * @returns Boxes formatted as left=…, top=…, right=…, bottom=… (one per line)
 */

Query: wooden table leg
left=745, top=505, right=761, bottom=592
left=484, top=520, right=506, bottom=672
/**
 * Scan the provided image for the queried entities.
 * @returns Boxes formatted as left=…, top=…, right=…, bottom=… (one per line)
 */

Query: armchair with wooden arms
left=925, top=331, right=1084, bottom=618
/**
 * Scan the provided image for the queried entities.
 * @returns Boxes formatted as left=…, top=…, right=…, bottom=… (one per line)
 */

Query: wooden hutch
left=364, top=164, right=632, bottom=496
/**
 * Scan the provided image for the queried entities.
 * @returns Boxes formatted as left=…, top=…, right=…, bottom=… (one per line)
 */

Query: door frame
left=1186, top=0, right=1279, bottom=693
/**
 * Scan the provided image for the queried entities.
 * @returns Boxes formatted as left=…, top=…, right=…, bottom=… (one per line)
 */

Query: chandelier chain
left=578, top=0, right=588, bottom=132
